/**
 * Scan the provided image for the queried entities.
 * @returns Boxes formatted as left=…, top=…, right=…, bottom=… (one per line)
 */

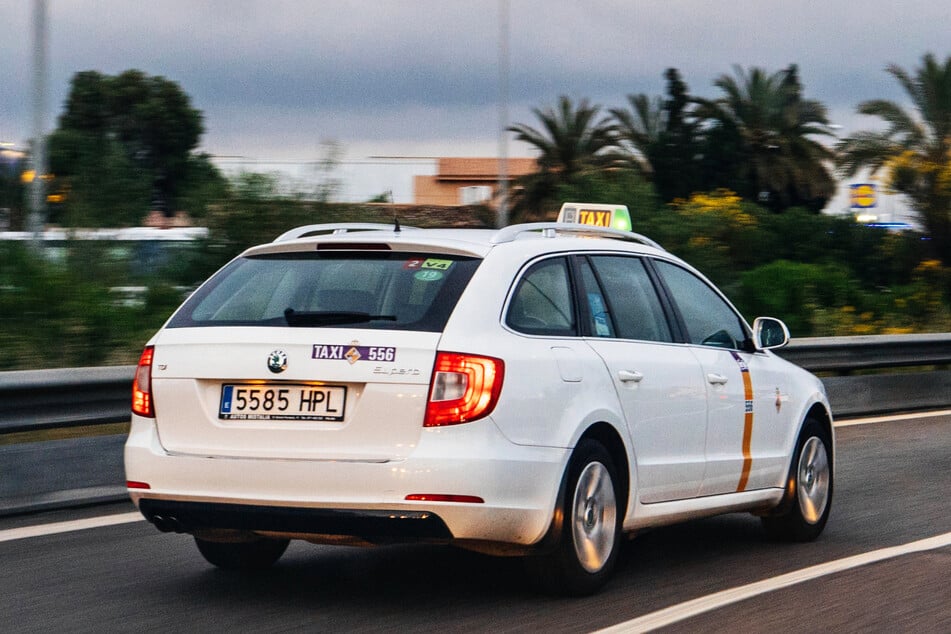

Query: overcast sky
left=1, top=1, right=948, bottom=204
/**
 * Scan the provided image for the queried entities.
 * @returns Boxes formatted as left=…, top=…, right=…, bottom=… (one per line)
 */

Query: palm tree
left=507, top=96, right=616, bottom=220
left=610, top=68, right=706, bottom=201
left=695, top=65, right=836, bottom=212
left=609, top=93, right=664, bottom=176
left=837, top=53, right=951, bottom=263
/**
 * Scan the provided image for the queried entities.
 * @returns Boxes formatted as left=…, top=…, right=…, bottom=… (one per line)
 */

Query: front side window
left=167, top=251, right=480, bottom=332
left=505, top=257, right=576, bottom=336
left=653, top=260, right=749, bottom=349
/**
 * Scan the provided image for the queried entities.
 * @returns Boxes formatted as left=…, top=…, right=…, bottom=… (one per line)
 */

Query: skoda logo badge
left=267, top=350, right=287, bottom=374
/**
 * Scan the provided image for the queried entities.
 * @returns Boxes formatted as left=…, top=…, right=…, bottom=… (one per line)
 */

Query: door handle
left=618, top=370, right=644, bottom=383
left=707, top=373, right=729, bottom=385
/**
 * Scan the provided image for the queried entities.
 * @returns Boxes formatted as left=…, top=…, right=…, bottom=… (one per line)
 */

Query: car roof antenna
left=394, top=216, right=401, bottom=233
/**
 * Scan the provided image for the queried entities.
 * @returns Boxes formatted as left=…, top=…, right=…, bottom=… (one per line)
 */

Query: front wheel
left=195, top=536, right=289, bottom=571
left=762, top=419, right=833, bottom=541
left=530, top=439, right=623, bottom=596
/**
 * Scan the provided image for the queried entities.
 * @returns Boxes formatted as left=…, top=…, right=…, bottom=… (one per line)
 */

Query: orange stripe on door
left=731, top=352, right=754, bottom=492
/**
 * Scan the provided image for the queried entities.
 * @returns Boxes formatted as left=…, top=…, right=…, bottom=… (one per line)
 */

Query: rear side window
left=167, top=252, right=480, bottom=331
left=505, top=257, right=576, bottom=336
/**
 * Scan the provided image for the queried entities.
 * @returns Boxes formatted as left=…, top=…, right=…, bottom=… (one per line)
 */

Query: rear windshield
left=167, top=251, right=481, bottom=331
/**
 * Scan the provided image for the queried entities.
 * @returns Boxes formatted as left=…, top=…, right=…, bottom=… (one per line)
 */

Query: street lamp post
left=497, top=0, right=510, bottom=228
left=27, top=0, right=49, bottom=240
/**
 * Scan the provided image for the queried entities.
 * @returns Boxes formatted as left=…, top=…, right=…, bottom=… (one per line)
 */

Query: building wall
left=413, top=157, right=537, bottom=208
left=414, top=175, right=460, bottom=206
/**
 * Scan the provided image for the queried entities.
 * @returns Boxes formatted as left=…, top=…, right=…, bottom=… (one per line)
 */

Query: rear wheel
left=195, top=536, right=289, bottom=570
left=762, top=419, right=832, bottom=541
left=531, top=439, right=623, bottom=596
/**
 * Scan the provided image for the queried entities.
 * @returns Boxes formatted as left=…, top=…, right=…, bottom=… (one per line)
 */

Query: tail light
left=132, top=346, right=155, bottom=417
left=424, top=352, right=504, bottom=427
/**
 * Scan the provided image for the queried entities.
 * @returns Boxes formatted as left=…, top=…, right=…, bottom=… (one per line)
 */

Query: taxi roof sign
left=557, top=203, right=632, bottom=232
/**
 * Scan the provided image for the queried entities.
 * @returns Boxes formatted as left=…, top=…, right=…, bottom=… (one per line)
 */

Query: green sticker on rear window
left=422, top=259, right=453, bottom=270
left=415, top=270, right=444, bottom=282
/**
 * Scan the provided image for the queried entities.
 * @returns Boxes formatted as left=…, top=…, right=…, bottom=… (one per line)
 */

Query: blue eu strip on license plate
left=220, top=385, right=235, bottom=414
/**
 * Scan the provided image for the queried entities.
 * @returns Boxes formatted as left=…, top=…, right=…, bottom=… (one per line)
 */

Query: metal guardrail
left=0, top=365, right=135, bottom=434
left=2, top=334, right=948, bottom=435
left=0, top=366, right=135, bottom=516
left=0, top=334, right=949, bottom=517
left=777, top=333, right=951, bottom=373
left=777, top=334, right=951, bottom=417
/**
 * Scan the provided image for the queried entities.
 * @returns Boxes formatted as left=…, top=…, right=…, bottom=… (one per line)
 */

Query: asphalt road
left=1, top=412, right=948, bottom=633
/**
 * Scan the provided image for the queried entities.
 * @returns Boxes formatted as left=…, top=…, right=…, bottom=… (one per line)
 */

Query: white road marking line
left=0, top=512, right=143, bottom=544
left=834, top=409, right=951, bottom=427
left=595, top=531, right=951, bottom=633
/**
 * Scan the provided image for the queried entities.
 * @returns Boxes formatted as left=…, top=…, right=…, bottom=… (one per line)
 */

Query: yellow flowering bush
left=670, top=188, right=756, bottom=228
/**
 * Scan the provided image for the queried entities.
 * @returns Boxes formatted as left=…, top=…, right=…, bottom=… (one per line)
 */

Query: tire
left=194, top=536, right=290, bottom=571
left=762, top=418, right=833, bottom=542
left=530, top=439, right=623, bottom=596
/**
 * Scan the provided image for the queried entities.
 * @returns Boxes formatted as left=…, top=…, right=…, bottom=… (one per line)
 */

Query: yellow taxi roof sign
left=557, top=203, right=632, bottom=232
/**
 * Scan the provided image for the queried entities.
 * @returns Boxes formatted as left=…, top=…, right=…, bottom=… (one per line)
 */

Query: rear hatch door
left=151, top=326, right=439, bottom=461
left=148, top=245, right=482, bottom=462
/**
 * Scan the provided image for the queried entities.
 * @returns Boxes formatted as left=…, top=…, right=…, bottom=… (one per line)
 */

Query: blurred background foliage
left=555, top=173, right=951, bottom=340
left=3, top=176, right=949, bottom=371
left=2, top=58, right=950, bottom=370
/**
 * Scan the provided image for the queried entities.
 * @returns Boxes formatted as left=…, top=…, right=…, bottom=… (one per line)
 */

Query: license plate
left=219, top=384, right=347, bottom=421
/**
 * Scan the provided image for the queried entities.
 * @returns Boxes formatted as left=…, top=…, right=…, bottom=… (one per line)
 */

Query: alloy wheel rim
left=571, top=462, right=617, bottom=573
left=797, top=436, right=830, bottom=523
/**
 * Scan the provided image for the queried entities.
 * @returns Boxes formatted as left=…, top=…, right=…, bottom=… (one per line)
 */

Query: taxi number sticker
left=312, top=344, right=396, bottom=364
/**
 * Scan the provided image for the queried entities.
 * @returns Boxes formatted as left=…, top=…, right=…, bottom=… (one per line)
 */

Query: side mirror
left=752, top=317, right=790, bottom=350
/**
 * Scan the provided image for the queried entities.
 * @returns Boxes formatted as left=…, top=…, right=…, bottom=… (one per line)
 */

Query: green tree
left=48, top=69, right=219, bottom=226
left=739, top=260, right=858, bottom=336
left=695, top=65, right=836, bottom=212
left=553, top=169, right=658, bottom=224
left=836, top=53, right=951, bottom=264
left=507, top=96, right=617, bottom=220
left=312, top=140, right=343, bottom=203
left=230, top=171, right=282, bottom=201
left=610, top=69, right=706, bottom=201
left=0, top=152, right=25, bottom=230
left=609, top=92, right=663, bottom=175
left=175, top=153, right=230, bottom=220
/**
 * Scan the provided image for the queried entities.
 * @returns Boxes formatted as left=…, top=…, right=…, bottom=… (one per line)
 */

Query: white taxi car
left=125, top=203, right=833, bottom=595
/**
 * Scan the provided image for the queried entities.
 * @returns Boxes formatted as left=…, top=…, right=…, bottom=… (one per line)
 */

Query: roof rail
left=273, top=223, right=419, bottom=243
left=491, top=222, right=664, bottom=250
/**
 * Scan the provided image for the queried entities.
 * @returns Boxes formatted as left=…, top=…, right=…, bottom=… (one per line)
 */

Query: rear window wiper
left=284, top=308, right=397, bottom=326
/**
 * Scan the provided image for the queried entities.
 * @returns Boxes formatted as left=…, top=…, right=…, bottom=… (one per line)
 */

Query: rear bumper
left=139, top=499, right=452, bottom=541
left=125, top=415, right=568, bottom=546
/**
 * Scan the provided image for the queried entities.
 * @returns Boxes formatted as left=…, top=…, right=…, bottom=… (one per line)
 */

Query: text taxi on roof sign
left=557, top=202, right=633, bottom=232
